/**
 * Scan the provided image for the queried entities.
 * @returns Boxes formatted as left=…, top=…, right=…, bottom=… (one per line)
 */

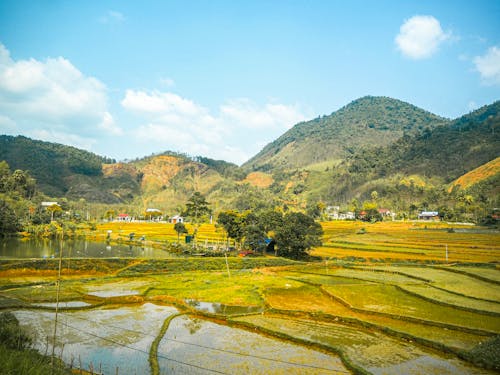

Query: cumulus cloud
left=122, top=89, right=307, bottom=164
left=0, top=42, right=120, bottom=148
left=473, top=46, right=500, bottom=85
left=395, top=15, right=450, bottom=59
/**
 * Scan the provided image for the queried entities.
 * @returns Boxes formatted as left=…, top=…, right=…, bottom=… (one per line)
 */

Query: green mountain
left=347, top=100, right=500, bottom=182
left=1, top=97, right=498, bottom=220
left=0, top=135, right=115, bottom=198
left=243, top=96, right=450, bottom=171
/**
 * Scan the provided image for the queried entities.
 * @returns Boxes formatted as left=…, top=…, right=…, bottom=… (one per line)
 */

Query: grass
left=2, top=220, right=500, bottom=372
left=324, top=283, right=500, bottom=333
left=399, top=284, right=500, bottom=314
left=316, top=221, right=500, bottom=263
left=359, top=266, right=500, bottom=301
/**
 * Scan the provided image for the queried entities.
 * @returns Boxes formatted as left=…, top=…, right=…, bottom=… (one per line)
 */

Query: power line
left=56, top=318, right=228, bottom=374
left=68, top=312, right=347, bottom=372
left=43, top=311, right=348, bottom=374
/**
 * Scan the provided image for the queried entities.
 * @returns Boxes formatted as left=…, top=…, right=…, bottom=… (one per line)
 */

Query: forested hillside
left=244, top=96, right=450, bottom=171
left=0, top=97, right=498, bottom=224
left=0, top=136, right=115, bottom=196
left=346, top=101, right=500, bottom=183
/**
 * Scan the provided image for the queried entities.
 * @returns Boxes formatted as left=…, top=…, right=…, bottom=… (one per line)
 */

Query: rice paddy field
left=0, top=220, right=498, bottom=374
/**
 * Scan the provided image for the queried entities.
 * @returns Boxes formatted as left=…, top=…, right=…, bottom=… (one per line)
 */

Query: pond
left=14, top=303, right=348, bottom=374
left=0, top=237, right=175, bottom=259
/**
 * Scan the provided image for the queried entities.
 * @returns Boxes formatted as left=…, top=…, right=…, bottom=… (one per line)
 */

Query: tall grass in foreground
left=0, top=312, right=70, bottom=375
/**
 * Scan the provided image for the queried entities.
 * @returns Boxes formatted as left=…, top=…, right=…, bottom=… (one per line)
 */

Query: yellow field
left=316, top=220, right=500, bottom=263
left=94, top=220, right=500, bottom=263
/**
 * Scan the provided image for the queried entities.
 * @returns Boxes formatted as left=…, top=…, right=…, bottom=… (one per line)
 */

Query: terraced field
left=0, top=221, right=498, bottom=374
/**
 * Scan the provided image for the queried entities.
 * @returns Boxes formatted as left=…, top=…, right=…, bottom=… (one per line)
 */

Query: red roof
left=118, top=213, right=129, bottom=217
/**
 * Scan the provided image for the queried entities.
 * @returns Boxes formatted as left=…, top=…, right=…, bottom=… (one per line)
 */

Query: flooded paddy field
left=0, top=222, right=499, bottom=374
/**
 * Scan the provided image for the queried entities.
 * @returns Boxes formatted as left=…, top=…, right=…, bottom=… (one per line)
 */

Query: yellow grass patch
left=242, top=171, right=274, bottom=188
left=450, top=156, right=500, bottom=191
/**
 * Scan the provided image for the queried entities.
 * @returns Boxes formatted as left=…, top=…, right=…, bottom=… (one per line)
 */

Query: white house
left=418, top=211, right=440, bottom=220
left=169, top=215, right=184, bottom=224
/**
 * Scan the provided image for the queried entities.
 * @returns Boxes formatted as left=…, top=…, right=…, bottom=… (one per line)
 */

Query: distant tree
left=0, top=200, right=21, bottom=236
left=105, top=210, right=116, bottom=221
left=243, top=224, right=267, bottom=253
left=174, top=222, right=188, bottom=241
left=183, top=192, right=211, bottom=224
left=217, top=210, right=245, bottom=247
left=274, top=212, right=323, bottom=259
left=46, top=204, right=62, bottom=221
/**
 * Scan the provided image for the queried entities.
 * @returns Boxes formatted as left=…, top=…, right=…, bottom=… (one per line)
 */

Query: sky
left=0, top=0, right=499, bottom=165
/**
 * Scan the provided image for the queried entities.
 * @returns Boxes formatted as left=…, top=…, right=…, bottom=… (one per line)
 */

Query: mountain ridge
left=243, top=95, right=450, bottom=171
left=0, top=96, right=498, bottom=218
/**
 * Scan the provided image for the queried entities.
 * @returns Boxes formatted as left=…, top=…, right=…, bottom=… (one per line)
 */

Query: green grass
left=325, top=283, right=500, bottom=333
left=363, top=266, right=500, bottom=301
left=399, top=284, right=500, bottom=314
left=0, top=345, right=71, bottom=375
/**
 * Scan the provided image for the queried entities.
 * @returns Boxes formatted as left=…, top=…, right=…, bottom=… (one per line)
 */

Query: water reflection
left=185, top=299, right=265, bottom=315
left=0, top=237, right=175, bottom=259
left=14, top=304, right=348, bottom=375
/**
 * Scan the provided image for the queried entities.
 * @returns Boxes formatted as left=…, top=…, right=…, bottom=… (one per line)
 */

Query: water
left=0, top=237, right=172, bottom=259
left=14, top=304, right=348, bottom=374
left=186, top=299, right=265, bottom=315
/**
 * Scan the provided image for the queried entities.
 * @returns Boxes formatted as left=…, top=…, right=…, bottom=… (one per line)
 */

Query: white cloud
left=0, top=42, right=120, bottom=148
left=473, top=46, right=500, bottom=85
left=395, top=15, right=450, bottom=59
left=122, top=89, right=307, bottom=164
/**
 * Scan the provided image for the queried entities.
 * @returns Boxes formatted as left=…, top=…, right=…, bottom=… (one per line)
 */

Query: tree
left=183, top=192, right=211, bottom=224
left=274, top=212, right=323, bottom=259
left=0, top=199, right=21, bottom=236
left=46, top=204, right=62, bottom=222
left=243, top=224, right=267, bottom=253
left=217, top=210, right=245, bottom=247
left=174, top=222, right=188, bottom=241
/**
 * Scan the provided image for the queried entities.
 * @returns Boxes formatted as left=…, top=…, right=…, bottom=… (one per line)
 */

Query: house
left=378, top=208, right=392, bottom=216
left=339, top=211, right=355, bottom=220
left=169, top=215, right=184, bottom=224
left=117, top=213, right=130, bottom=221
left=418, top=211, right=440, bottom=220
left=378, top=208, right=396, bottom=220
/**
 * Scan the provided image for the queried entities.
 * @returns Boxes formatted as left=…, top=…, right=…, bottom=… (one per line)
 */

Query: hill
left=243, top=96, right=449, bottom=171
left=1, top=97, right=498, bottom=220
left=347, top=100, right=500, bottom=183
left=450, top=157, right=500, bottom=191
left=0, top=135, right=115, bottom=198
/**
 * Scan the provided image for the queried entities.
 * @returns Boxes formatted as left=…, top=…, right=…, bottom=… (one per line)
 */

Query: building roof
left=419, top=211, right=439, bottom=216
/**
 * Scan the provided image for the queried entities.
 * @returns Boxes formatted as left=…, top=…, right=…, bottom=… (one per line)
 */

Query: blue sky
left=0, top=0, right=499, bottom=165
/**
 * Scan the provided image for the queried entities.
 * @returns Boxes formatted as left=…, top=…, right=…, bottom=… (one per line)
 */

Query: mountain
left=243, top=96, right=450, bottom=171
left=0, top=135, right=115, bottom=198
left=1, top=97, right=498, bottom=217
left=450, top=157, right=500, bottom=191
left=347, top=100, right=500, bottom=183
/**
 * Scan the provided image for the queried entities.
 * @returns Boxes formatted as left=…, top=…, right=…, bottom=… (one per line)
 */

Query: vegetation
left=0, top=312, right=70, bottom=374
left=243, top=96, right=450, bottom=171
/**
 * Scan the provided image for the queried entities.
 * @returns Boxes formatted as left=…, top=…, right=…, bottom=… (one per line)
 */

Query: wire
left=40, top=310, right=347, bottom=374
left=56, top=317, right=229, bottom=374
left=68, top=312, right=347, bottom=372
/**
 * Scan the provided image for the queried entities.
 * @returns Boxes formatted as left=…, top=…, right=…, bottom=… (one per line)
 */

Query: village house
left=117, top=213, right=130, bottom=221
left=418, top=211, right=440, bottom=220
left=169, top=215, right=184, bottom=224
